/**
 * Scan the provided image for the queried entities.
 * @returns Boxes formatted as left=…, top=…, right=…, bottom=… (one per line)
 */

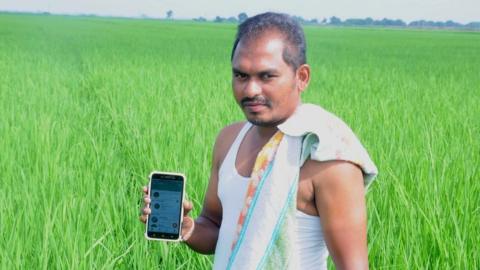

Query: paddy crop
left=0, top=13, right=479, bottom=269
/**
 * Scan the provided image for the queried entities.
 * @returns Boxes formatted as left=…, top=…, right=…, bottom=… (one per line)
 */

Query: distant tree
left=409, top=20, right=436, bottom=28
left=425, top=21, right=436, bottom=27
left=408, top=20, right=425, bottom=27
left=465, top=22, right=480, bottom=29
left=371, top=18, right=406, bottom=27
left=292, top=15, right=307, bottom=24
left=434, top=21, right=445, bottom=28
left=238, top=12, right=248, bottom=23
left=193, top=17, right=207, bottom=22
left=329, top=16, right=342, bottom=25
left=166, top=10, right=173, bottom=19
left=379, top=18, right=391, bottom=26
left=310, top=18, right=319, bottom=24
left=344, top=18, right=366, bottom=26
left=393, top=19, right=406, bottom=27
left=227, top=16, right=238, bottom=23
left=214, top=16, right=225, bottom=23
left=445, top=20, right=462, bottom=28
left=321, top=18, right=327, bottom=24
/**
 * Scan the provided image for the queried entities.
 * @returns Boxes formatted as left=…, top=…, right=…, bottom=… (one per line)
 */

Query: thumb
left=181, top=216, right=195, bottom=241
left=183, top=200, right=193, bottom=216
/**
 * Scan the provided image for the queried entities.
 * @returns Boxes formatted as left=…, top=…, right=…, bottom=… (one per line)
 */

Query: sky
left=0, top=0, right=479, bottom=24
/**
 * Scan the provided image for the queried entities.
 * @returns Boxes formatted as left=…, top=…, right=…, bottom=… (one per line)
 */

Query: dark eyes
left=234, top=72, right=248, bottom=79
left=233, top=72, right=277, bottom=81
left=261, top=73, right=274, bottom=80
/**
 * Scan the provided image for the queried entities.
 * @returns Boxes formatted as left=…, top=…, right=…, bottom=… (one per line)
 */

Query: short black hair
left=230, top=12, right=307, bottom=70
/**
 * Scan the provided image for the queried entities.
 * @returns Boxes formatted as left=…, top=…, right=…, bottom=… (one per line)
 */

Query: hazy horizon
left=0, top=0, right=479, bottom=24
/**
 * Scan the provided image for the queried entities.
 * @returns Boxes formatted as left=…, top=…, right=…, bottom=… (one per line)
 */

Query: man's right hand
left=139, top=186, right=151, bottom=224
left=139, top=186, right=195, bottom=241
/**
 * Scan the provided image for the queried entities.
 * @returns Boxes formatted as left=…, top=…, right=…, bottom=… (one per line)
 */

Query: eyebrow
left=232, top=68, right=279, bottom=75
left=232, top=68, right=246, bottom=74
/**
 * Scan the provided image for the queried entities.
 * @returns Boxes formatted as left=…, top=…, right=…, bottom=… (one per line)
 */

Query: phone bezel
left=144, top=171, right=186, bottom=242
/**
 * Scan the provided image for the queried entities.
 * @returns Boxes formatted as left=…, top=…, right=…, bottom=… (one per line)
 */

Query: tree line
left=189, top=12, right=480, bottom=30
left=4, top=9, right=478, bottom=30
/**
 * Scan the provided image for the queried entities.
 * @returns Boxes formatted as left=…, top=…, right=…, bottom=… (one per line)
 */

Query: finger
left=182, top=216, right=193, bottom=229
left=143, top=195, right=151, bottom=204
left=183, top=200, right=193, bottom=210
left=183, top=200, right=193, bottom=215
left=142, top=186, right=148, bottom=195
left=142, top=207, right=151, bottom=216
left=181, top=216, right=195, bottom=241
left=139, top=214, right=147, bottom=223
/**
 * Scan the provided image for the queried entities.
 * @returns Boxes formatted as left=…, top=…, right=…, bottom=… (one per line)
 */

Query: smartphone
left=145, top=171, right=185, bottom=241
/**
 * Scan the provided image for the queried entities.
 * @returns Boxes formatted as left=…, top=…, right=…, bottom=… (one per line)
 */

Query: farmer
left=140, top=12, right=377, bottom=270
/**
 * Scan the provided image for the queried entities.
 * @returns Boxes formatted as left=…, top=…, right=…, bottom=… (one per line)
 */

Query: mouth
left=241, top=97, right=270, bottom=113
left=242, top=101, right=267, bottom=113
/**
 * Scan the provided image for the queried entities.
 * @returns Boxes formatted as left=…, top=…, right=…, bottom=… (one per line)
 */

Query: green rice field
left=0, top=13, right=479, bottom=269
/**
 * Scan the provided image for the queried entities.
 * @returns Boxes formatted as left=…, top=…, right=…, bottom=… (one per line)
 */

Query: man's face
left=231, top=31, right=305, bottom=127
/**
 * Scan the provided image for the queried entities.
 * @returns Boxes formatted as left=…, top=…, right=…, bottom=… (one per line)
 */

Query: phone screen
left=146, top=173, right=184, bottom=240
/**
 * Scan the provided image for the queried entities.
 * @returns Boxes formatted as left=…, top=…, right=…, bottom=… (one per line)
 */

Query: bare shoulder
left=212, top=121, right=246, bottom=168
left=302, top=160, right=364, bottom=192
left=303, top=160, right=368, bottom=268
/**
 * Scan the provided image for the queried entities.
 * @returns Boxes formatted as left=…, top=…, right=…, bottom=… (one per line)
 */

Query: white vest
left=213, top=122, right=329, bottom=270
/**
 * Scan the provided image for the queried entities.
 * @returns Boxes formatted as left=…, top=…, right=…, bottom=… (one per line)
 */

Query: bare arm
left=310, top=160, right=368, bottom=270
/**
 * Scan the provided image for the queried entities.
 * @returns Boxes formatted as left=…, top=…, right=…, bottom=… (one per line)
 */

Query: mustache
left=241, top=96, right=271, bottom=107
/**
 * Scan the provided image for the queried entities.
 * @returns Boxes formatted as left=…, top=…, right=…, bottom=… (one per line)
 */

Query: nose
left=243, top=79, right=262, bottom=98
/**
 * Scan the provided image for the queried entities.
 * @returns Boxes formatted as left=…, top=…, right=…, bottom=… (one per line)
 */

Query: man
left=140, top=12, right=377, bottom=270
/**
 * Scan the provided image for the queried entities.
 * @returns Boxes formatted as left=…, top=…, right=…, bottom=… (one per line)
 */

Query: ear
left=296, top=64, right=310, bottom=93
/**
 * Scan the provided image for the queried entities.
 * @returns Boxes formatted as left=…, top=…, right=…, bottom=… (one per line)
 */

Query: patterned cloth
left=226, top=103, right=378, bottom=270
left=230, top=131, right=285, bottom=251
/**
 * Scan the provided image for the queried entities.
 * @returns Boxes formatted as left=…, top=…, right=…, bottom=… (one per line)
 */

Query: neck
left=252, top=125, right=278, bottom=141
